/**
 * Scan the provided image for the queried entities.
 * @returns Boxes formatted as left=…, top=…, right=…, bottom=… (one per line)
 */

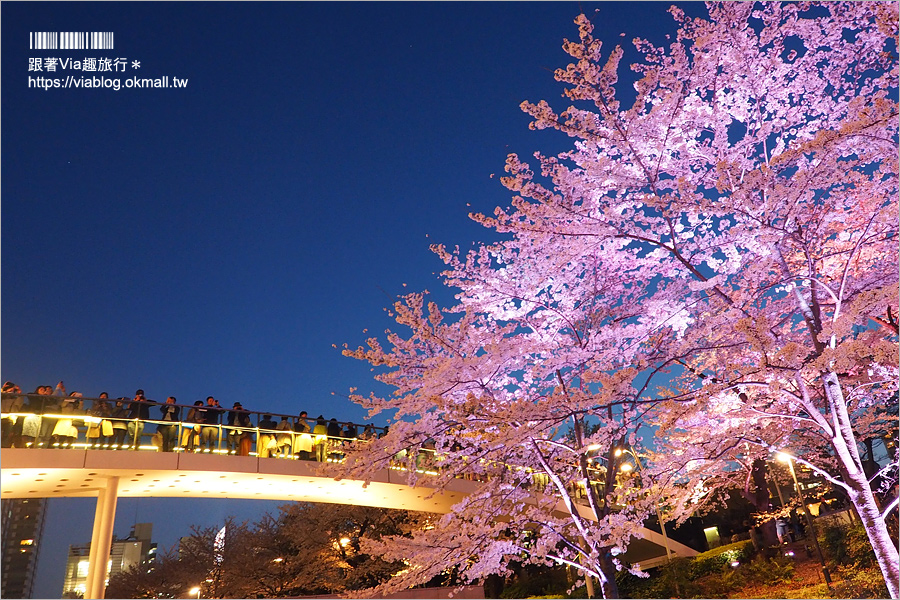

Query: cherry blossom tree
left=276, top=502, right=432, bottom=594
left=343, top=2, right=898, bottom=598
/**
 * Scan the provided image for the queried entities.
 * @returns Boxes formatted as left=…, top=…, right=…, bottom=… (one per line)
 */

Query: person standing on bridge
left=127, top=389, right=151, bottom=450
left=17, top=386, right=46, bottom=448
left=226, top=402, right=252, bottom=455
left=293, top=411, right=312, bottom=460
left=1, top=382, right=24, bottom=448
left=157, top=396, right=180, bottom=452
left=86, top=393, right=112, bottom=449
left=360, top=424, right=376, bottom=441
left=199, top=396, right=223, bottom=453
left=276, top=416, right=293, bottom=458
left=257, top=414, right=278, bottom=458
left=37, top=382, right=65, bottom=448
left=109, top=399, right=130, bottom=449
left=313, top=416, right=328, bottom=462
left=51, top=391, right=83, bottom=448
left=182, top=400, right=204, bottom=452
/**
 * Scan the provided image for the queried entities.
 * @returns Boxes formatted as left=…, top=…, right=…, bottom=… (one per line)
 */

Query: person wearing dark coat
left=127, top=390, right=152, bottom=450
left=326, top=418, right=343, bottom=461
left=182, top=401, right=204, bottom=452
left=109, top=399, right=130, bottom=450
left=157, top=397, right=180, bottom=452
left=199, top=396, right=224, bottom=453
left=226, top=402, right=253, bottom=454
left=326, top=418, right=342, bottom=438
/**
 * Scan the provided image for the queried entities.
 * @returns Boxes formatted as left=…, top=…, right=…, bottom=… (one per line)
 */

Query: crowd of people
left=1, top=381, right=606, bottom=500
left=0, top=380, right=381, bottom=460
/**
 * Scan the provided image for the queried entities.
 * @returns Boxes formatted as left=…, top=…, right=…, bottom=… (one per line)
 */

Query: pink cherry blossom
left=342, top=3, right=899, bottom=598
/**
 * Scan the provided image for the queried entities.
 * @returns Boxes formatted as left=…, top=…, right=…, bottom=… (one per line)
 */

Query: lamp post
left=615, top=447, right=673, bottom=563
left=776, top=453, right=832, bottom=587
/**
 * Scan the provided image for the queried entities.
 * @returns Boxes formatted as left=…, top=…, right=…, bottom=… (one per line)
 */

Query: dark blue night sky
left=2, top=2, right=704, bottom=596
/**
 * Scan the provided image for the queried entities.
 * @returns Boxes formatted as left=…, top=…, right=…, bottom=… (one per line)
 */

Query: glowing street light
left=188, top=586, right=201, bottom=599
left=776, top=452, right=832, bottom=587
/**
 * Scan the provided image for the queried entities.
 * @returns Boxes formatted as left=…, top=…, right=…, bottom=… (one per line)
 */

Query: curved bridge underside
left=2, top=448, right=697, bottom=570
left=1, top=448, right=469, bottom=512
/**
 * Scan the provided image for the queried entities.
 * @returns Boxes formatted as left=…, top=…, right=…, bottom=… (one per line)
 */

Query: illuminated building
left=61, top=523, right=157, bottom=597
left=0, top=498, right=47, bottom=599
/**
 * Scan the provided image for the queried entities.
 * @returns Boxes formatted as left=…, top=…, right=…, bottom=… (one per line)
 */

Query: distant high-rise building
left=1, top=498, right=48, bottom=599
left=61, top=522, right=157, bottom=597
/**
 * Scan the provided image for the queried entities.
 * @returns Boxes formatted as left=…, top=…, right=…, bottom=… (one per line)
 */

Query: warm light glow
left=272, top=557, right=283, bottom=563
left=586, top=444, right=602, bottom=452
left=776, top=452, right=792, bottom=463
left=619, top=463, right=633, bottom=473
left=614, top=448, right=624, bottom=457
left=189, top=587, right=200, bottom=594
left=339, top=537, right=351, bottom=547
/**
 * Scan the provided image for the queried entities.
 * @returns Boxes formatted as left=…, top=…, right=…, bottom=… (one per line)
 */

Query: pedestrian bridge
left=2, top=448, right=696, bottom=553
left=2, top=448, right=698, bottom=599
left=1, top=447, right=472, bottom=513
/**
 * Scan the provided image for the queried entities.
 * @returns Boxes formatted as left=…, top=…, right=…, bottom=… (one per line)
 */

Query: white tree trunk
left=826, top=374, right=899, bottom=598
left=853, top=482, right=900, bottom=598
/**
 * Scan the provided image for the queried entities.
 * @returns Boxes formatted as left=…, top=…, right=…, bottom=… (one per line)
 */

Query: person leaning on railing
left=1, top=382, right=24, bottom=448
left=257, top=414, right=278, bottom=458
left=51, top=392, right=84, bottom=448
left=85, top=393, right=112, bottom=449
left=360, top=423, right=375, bottom=441
left=199, top=396, right=223, bottom=453
left=19, top=386, right=50, bottom=447
left=293, top=411, right=313, bottom=460
left=276, top=416, right=293, bottom=458
left=226, top=402, right=252, bottom=455
left=326, top=418, right=343, bottom=461
left=312, top=416, right=328, bottom=462
left=109, top=399, right=130, bottom=449
left=127, top=390, right=152, bottom=450
left=182, top=401, right=204, bottom=452
left=37, top=382, right=66, bottom=447
left=157, top=397, right=180, bottom=452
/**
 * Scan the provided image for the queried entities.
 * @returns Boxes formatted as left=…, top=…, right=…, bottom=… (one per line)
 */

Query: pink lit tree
left=342, top=3, right=899, bottom=598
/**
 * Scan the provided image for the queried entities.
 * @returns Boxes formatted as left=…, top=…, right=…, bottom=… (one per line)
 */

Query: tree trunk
left=747, top=459, right=779, bottom=547
left=847, top=471, right=900, bottom=598
left=597, top=552, right=620, bottom=599
left=823, top=373, right=899, bottom=598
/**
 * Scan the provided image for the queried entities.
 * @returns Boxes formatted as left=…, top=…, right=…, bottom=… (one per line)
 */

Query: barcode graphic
left=30, top=32, right=114, bottom=50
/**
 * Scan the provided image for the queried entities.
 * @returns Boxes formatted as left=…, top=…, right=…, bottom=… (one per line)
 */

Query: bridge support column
left=85, top=476, right=119, bottom=600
